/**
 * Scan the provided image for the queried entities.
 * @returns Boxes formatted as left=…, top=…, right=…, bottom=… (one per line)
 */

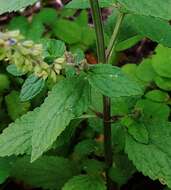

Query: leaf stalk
left=106, top=12, right=125, bottom=62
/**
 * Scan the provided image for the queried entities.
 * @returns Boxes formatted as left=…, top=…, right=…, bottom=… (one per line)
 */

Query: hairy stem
left=89, top=1, right=113, bottom=189
left=106, top=12, right=125, bottom=62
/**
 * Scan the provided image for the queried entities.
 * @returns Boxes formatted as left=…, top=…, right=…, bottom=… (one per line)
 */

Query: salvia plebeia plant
left=0, top=0, right=171, bottom=190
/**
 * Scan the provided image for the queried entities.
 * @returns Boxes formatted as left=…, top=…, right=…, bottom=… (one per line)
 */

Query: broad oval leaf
left=31, top=77, right=90, bottom=162
left=66, top=0, right=116, bottom=9
left=135, top=99, right=170, bottom=122
left=81, top=159, right=105, bottom=175
left=145, top=90, right=169, bottom=103
left=136, top=58, right=157, bottom=83
left=62, top=175, right=106, bottom=190
left=0, top=157, right=15, bottom=184
left=122, top=64, right=137, bottom=80
left=74, top=139, right=99, bottom=158
left=125, top=14, right=171, bottom=48
left=87, top=64, right=143, bottom=98
left=0, top=0, right=38, bottom=15
left=5, top=90, right=31, bottom=121
left=155, top=76, right=171, bottom=91
left=52, top=19, right=82, bottom=44
left=109, top=153, right=136, bottom=186
left=152, top=45, right=171, bottom=78
left=125, top=122, right=171, bottom=188
left=52, top=119, right=83, bottom=149
left=0, top=109, right=39, bottom=157
left=117, top=0, right=171, bottom=21
left=6, top=64, right=26, bottom=76
left=42, top=39, right=66, bottom=60
left=0, top=74, right=10, bottom=93
left=128, top=122, right=149, bottom=144
left=11, top=156, right=79, bottom=190
left=20, top=75, right=45, bottom=102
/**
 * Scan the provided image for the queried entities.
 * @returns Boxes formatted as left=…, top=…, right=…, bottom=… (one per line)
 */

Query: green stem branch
left=106, top=12, right=125, bottom=62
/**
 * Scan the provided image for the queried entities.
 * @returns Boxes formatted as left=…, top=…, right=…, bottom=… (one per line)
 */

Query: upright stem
left=89, top=1, right=113, bottom=189
left=103, top=96, right=113, bottom=189
left=89, top=1, right=125, bottom=189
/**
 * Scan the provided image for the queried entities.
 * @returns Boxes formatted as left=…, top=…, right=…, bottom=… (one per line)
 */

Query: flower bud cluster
left=0, top=30, right=65, bottom=82
left=65, top=52, right=89, bottom=74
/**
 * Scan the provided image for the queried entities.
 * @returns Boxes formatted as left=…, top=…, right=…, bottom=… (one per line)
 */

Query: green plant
left=1, top=0, right=171, bottom=190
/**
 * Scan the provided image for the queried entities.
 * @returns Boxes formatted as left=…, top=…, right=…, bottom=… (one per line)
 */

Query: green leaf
left=117, top=0, right=171, bottom=20
left=145, top=90, right=169, bottom=103
left=87, top=64, right=142, bottom=98
left=74, top=10, right=96, bottom=49
left=165, top=188, right=171, bottom=190
left=90, top=88, right=103, bottom=113
left=82, top=159, right=105, bottom=175
left=20, top=75, right=45, bottom=102
left=73, top=49, right=85, bottom=64
left=111, top=97, right=134, bottom=115
left=136, top=58, right=157, bottom=83
left=89, top=73, right=140, bottom=118
left=74, top=139, right=99, bottom=158
left=155, top=76, right=171, bottom=91
left=52, top=10, right=96, bottom=50
left=33, top=8, right=58, bottom=25
left=104, top=9, right=137, bottom=43
left=26, top=20, right=44, bottom=41
left=135, top=99, right=170, bottom=122
left=0, top=157, right=15, bottom=184
left=7, top=16, right=44, bottom=41
left=125, top=14, right=171, bottom=47
left=11, top=156, right=79, bottom=190
left=127, top=122, right=149, bottom=144
left=0, top=109, right=38, bottom=157
left=121, top=64, right=138, bottom=80
left=121, top=64, right=146, bottom=90
left=6, top=64, right=26, bottom=76
left=75, top=10, right=88, bottom=26
left=52, top=119, right=83, bottom=149
left=31, top=77, right=90, bottom=162
left=115, top=35, right=142, bottom=52
left=52, top=19, right=82, bottom=44
left=109, top=153, right=136, bottom=186
left=81, top=27, right=96, bottom=48
left=7, top=16, right=30, bottom=37
left=152, top=45, right=171, bottom=78
left=112, top=123, right=127, bottom=152
left=0, top=0, right=38, bottom=15
left=125, top=122, right=171, bottom=188
left=66, top=0, right=116, bottom=9
left=59, top=9, right=76, bottom=17
left=42, top=39, right=66, bottom=60
left=5, top=91, right=31, bottom=121
left=62, top=175, right=106, bottom=190
left=0, top=74, right=10, bottom=93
